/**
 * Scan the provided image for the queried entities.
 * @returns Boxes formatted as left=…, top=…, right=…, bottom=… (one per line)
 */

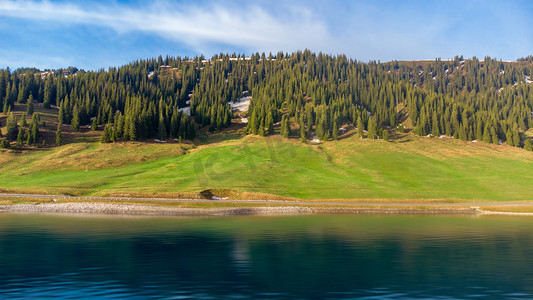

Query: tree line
left=0, top=51, right=532, bottom=150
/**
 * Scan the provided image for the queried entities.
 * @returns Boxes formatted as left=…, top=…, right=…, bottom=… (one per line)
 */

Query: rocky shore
left=0, top=203, right=477, bottom=216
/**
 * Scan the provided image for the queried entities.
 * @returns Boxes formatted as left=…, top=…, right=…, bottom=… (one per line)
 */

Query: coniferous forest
left=1, top=50, right=533, bottom=149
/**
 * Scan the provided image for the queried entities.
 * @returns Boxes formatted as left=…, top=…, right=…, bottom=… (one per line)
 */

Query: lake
left=0, top=213, right=532, bottom=299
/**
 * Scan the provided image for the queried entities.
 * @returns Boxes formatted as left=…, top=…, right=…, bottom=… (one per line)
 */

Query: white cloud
left=0, top=0, right=336, bottom=55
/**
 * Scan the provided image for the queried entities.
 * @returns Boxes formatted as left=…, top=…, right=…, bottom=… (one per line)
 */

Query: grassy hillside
left=1, top=128, right=532, bottom=201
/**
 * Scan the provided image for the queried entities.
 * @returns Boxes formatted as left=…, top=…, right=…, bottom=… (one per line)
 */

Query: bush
left=383, top=130, right=390, bottom=141
left=0, top=140, right=10, bottom=149
left=396, top=124, right=405, bottom=133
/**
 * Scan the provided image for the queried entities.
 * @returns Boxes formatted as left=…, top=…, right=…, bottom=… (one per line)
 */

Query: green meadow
left=1, top=130, right=532, bottom=202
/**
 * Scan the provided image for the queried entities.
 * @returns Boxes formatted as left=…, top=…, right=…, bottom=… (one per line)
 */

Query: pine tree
left=332, top=120, right=338, bottom=140
left=476, top=121, right=483, bottom=140
left=357, top=116, right=364, bottom=139
left=258, top=119, right=265, bottom=137
left=506, top=129, right=514, bottom=146
left=368, top=117, right=376, bottom=139
left=29, top=115, right=39, bottom=143
left=483, top=125, right=491, bottom=143
left=101, top=123, right=113, bottom=143
left=26, top=130, right=32, bottom=145
left=26, top=95, right=34, bottom=115
left=300, top=119, right=306, bottom=143
left=55, top=124, right=62, bottom=146
left=91, top=118, right=98, bottom=131
left=71, top=105, right=80, bottom=131
left=315, top=119, right=324, bottom=141
left=6, top=112, right=18, bottom=141
left=525, top=139, right=533, bottom=151
left=491, top=127, right=499, bottom=145
left=126, top=115, right=136, bottom=140
left=431, top=113, right=440, bottom=136
left=281, top=115, right=290, bottom=138
left=512, top=128, right=521, bottom=147
left=158, top=114, right=167, bottom=139
left=19, top=113, right=27, bottom=128
left=16, top=127, right=24, bottom=145
left=383, top=129, right=389, bottom=141
left=458, top=125, right=467, bottom=141
left=266, top=111, right=274, bottom=135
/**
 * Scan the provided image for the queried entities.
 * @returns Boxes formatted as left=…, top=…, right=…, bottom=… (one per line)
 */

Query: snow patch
left=311, top=135, right=321, bottom=143
left=228, top=96, right=251, bottom=112
left=178, top=107, right=191, bottom=116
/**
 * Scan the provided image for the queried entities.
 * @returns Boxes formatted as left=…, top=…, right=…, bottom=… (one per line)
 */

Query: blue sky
left=0, top=0, right=532, bottom=70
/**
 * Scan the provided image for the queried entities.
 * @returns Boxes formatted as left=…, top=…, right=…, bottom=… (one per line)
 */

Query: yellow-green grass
left=1, top=129, right=533, bottom=202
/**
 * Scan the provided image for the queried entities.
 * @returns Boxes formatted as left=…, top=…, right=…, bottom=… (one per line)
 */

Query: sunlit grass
left=1, top=129, right=532, bottom=201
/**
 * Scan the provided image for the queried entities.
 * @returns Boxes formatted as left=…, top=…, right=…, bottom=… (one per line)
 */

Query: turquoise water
left=0, top=214, right=532, bottom=299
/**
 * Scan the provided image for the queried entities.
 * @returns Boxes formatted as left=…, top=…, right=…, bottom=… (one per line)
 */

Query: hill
left=1, top=51, right=533, bottom=150
left=1, top=128, right=532, bottom=201
left=1, top=51, right=533, bottom=202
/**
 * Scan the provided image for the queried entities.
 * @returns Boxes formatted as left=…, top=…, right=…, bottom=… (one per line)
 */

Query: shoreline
left=0, top=203, right=478, bottom=216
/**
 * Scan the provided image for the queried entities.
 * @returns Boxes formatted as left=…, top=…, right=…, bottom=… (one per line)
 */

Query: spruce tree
left=431, top=113, right=440, bottom=136
left=71, top=105, right=80, bottom=131
left=55, top=124, right=62, bottom=146
left=26, top=130, right=32, bottom=145
left=281, top=115, right=290, bottom=138
left=126, top=115, right=137, bottom=141
left=6, top=112, right=18, bottom=141
left=525, top=139, right=533, bottom=151
left=26, top=95, right=34, bottom=115
left=368, top=117, right=376, bottom=139
left=512, top=128, right=521, bottom=147
left=29, top=115, right=39, bottom=143
left=266, top=111, right=274, bottom=135
left=383, top=129, right=389, bottom=141
left=91, top=118, right=98, bottom=131
left=101, top=124, right=113, bottom=143
left=332, top=120, right=338, bottom=140
left=491, top=127, right=499, bottom=145
left=16, top=127, right=24, bottom=145
left=158, top=114, right=167, bottom=139
left=483, top=125, right=491, bottom=143
left=357, top=116, right=364, bottom=139
left=258, top=119, right=265, bottom=137
left=506, top=129, right=514, bottom=146
left=19, top=113, right=26, bottom=128
left=300, top=119, right=306, bottom=143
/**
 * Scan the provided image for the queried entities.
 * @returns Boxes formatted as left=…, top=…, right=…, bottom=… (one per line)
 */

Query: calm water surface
left=0, top=214, right=532, bottom=299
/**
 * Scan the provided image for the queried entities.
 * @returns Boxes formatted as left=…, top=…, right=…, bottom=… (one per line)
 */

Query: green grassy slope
left=1, top=131, right=532, bottom=201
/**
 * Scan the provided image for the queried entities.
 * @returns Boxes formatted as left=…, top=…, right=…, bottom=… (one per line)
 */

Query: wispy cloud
left=0, top=0, right=335, bottom=55
left=0, top=0, right=532, bottom=70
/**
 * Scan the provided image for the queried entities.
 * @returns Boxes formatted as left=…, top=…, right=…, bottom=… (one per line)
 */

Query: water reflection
left=0, top=214, right=532, bottom=299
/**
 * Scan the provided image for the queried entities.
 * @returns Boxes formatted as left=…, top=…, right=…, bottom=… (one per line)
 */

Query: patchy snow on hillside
left=229, top=96, right=251, bottom=112
left=179, top=107, right=190, bottom=116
